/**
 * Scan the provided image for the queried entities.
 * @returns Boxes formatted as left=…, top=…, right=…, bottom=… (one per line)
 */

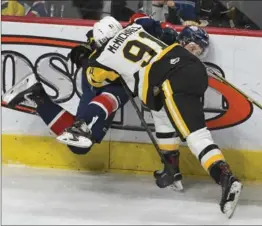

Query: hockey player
left=56, top=16, right=242, bottom=218
left=153, top=24, right=209, bottom=189
left=2, top=30, right=129, bottom=155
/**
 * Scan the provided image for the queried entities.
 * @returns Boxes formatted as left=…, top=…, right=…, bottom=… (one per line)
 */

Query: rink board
left=2, top=18, right=262, bottom=182
left=3, top=134, right=262, bottom=181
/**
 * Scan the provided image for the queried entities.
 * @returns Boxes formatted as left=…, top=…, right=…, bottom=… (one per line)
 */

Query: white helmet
left=93, top=16, right=123, bottom=48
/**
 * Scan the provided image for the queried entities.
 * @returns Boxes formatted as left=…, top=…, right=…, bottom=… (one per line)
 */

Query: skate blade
left=2, top=92, right=20, bottom=106
left=2, top=73, right=37, bottom=105
left=223, top=181, right=243, bottom=219
left=56, top=133, right=93, bottom=148
left=170, top=180, right=184, bottom=191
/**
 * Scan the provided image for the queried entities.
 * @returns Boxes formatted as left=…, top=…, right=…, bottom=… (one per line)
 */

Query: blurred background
left=1, top=0, right=262, bottom=30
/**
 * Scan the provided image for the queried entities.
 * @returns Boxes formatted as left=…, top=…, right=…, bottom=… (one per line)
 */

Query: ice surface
left=2, top=166, right=262, bottom=225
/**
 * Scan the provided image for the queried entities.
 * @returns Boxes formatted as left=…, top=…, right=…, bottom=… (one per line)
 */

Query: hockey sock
left=186, top=128, right=227, bottom=184
left=33, top=84, right=75, bottom=135
left=37, top=99, right=75, bottom=136
left=209, top=160, right=232, bottom=185
left=76, top=92, right=118, bottom=126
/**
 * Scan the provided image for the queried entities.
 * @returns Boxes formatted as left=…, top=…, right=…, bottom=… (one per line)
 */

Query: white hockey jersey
left=87, top=23, right=180, bottom=107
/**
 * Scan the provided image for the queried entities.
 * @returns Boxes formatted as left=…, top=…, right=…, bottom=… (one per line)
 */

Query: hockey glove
left=160, top=27, right=178, bottom=45
left=68, top=44, right=92, bottom=69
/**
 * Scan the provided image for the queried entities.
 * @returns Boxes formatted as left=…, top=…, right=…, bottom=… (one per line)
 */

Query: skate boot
left=56, top=119, right=94, bottom=148
left=154, top=150, right=183, bottom=191
left=211, top=161, right=243, bottom=219
left=2, top=73, right=42, bottom=109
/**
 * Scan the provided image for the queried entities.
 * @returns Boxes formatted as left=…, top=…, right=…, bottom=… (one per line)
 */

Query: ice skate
left=154, top=150, right=183, bottom=191
left=219, top=164, right=243, bottom=219
left=56, top=120, right=93, bottom=148
left=2, top=73, right=40, bottom=109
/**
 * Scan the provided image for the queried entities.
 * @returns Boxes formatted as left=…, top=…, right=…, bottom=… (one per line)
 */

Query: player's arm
left=69, top=30, right=96, bottom=68
left=69, top=44, right=93, bottom=68
left=129, top=13, right=178, bottom=45
left=131, top=15, right=163, bottom=39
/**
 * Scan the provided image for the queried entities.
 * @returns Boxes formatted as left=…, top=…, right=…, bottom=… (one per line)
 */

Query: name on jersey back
left=107, top=25, right=142, bottom=54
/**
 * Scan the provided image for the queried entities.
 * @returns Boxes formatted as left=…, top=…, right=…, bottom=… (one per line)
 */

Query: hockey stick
left=204, top=62, right=262, bottom=110
left=119, top=77, right=175, bottom=173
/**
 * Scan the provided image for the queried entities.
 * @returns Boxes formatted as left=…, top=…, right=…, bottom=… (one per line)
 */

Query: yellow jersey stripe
left=142, top=67, right=150, bottom=103
left=162, top=80, right=190, bottom=138
left=142, top=43, right=179, bottom=104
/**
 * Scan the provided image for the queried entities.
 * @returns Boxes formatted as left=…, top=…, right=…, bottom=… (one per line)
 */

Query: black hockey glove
left=68, top=44, right=92, bottom=68
left=160, top=27, right=178, bottom=45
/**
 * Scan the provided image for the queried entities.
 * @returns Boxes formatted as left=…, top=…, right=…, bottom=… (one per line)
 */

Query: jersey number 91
left=123, top=31, right=166, bottom=67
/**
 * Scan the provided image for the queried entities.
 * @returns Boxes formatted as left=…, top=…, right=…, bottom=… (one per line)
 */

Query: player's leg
left=35, top=73, right=119, bottom=153
left=74, top=79, right=120, bottom=144
left=34, top=72, right=117, bottom=153
left=161, top=62, right=242, bottom=217
left=56, top=83, right=129, bottom=148
left=151, top=108, right=183, bottom=190
left=1, top=74, right=92, bottom=155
